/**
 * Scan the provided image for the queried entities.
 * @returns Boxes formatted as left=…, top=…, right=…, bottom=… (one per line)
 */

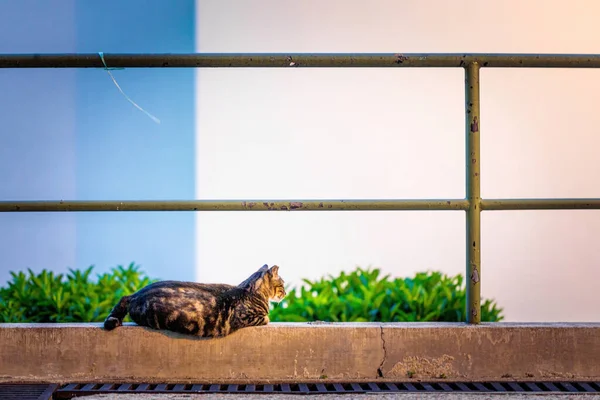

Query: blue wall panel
left=0, top=0, right=77, bottom=284
left=74, top=0, right=197, bottom=281
left=0, top=0, right=196, bottom=284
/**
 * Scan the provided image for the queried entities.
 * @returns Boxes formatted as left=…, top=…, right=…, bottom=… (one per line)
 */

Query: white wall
left=195, top=0, right=600, bottom=322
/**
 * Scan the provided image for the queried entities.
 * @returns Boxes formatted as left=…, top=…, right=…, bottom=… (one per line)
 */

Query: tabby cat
left=103, top=264, right=286, bottom=338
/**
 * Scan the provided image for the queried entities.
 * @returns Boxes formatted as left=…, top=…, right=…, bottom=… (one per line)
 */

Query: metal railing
left=2, top=53, right=600, bottom=324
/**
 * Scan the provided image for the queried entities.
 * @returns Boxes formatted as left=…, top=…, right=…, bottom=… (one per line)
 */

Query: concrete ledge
left=0, top=322, right=599, bottom=383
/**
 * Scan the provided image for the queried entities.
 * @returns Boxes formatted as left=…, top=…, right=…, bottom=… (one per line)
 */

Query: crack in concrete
left=377, top=325, right=387, bottom=378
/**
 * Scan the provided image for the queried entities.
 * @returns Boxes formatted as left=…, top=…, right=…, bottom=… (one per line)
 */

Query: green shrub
left=0, top=263, right=156, bottom=323
left=269, top=267, right=504, bottom=322
left=0, top=264, right=503, bottom=323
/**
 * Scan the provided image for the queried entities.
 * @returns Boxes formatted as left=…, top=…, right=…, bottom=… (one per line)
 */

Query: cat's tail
left=103, top=295, right=131, bottom=331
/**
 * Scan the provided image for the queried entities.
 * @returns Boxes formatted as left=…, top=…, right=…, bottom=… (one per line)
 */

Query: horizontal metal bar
left=3, top=53, right=600, bottom=69
left=2, top=199, right=598, bottom=212
left=0, top=199, right=469, bottom=212
left=481, top=198, right=600, bottom=210
left=2, top=199, right=599, bottom=212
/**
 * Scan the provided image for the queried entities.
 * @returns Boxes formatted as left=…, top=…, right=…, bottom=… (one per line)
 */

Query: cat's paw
left=103, top=317, right=122, bottom=331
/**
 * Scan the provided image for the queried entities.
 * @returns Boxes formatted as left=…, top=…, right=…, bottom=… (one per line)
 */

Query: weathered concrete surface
left=0, top=322, right=598, bottom=384
left=380, top=322, right=600, bottom=381
left=77, top=395, right=600, bottom=400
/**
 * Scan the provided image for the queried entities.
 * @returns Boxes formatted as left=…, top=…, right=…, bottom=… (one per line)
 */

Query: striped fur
left=103, top=264, right=286, bottom=338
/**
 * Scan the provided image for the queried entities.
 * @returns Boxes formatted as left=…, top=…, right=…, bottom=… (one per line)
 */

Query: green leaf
left=272, top=267, right=504, bottom=323
left=0, top=264, right=504, bottom=324
left=0, top=262, right=156, bottom=323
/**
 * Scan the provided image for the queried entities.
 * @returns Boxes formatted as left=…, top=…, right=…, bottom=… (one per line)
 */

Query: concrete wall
left=194, top=0, right=600, bottom=322
left=1, top=323, right=598, bottom=383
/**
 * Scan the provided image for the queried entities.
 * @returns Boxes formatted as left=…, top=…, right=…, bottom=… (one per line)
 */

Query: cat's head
left=240, top=264, right=286, bottom=302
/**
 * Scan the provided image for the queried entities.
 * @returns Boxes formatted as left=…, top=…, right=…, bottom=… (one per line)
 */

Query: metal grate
left=0, top=384, right=57, bottom=400
left=53, top=381, right=600, bottom=397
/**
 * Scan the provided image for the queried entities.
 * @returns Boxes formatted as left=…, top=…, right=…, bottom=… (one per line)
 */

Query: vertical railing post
left=465, top=62, right=481, bottom=324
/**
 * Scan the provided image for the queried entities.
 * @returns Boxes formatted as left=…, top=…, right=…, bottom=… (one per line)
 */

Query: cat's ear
left=251, top=277, right=263, bottom=291
left=268, top=265, right=279, bottom=278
